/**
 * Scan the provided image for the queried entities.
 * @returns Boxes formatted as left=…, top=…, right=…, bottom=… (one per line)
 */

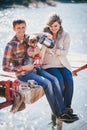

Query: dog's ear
left=29, top=35, right=37, bottom=39
left=28, top=35, right=38, bottom=47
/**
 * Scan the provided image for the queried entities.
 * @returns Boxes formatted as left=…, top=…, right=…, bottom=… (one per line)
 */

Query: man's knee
left=42, top=78, right=52, bottom=89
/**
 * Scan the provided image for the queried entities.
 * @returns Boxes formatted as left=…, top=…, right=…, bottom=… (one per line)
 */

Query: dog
left=28, top=35, right=38, bottom=48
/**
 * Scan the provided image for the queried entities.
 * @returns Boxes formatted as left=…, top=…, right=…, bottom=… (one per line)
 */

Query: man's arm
left=2, top=43, right=34, bottom=73
left=2, top=44, right=17, bottom=72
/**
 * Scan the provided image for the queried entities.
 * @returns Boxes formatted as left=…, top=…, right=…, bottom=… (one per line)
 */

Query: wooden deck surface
left=68, top=53, right=87, bottom=69
left=0, top=52, right=87, bottom=79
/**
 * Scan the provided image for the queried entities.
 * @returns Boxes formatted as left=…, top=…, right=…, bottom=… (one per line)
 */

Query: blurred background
left=0, top=1, right=87, bottom=130
left=0, top=0, right=87, bottom=7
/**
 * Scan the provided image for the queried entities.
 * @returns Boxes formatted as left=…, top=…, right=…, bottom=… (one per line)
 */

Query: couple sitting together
left=2, top=13, right=79, bottom=123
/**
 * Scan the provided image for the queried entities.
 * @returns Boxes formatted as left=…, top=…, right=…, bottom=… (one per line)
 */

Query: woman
left=41, top=13, right=78, bottom=118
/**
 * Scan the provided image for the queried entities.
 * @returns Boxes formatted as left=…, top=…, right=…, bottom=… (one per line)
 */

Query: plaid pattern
left=2, top=34, right=29, bottom=76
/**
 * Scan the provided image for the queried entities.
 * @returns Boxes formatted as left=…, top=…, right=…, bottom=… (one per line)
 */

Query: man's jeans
left=17, top=67, right=66, bottom=117
left=45, top=67, right=73, bottom=108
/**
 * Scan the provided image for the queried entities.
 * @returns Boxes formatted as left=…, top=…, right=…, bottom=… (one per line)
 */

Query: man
left=2, top=19, right=34, bottom=75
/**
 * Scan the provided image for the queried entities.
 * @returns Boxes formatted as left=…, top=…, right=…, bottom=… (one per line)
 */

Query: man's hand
left=22, top=64, right=34, bottom=71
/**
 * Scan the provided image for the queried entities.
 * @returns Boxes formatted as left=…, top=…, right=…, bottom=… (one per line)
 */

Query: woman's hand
left=48, top=49, right=61, bottom=56
left=34, top=47, right=41, bottom=56
left=45, top=33, right=53, bottom=40
left=48, top=49, right=56, bottom=56
left=55, top=49, right=61, bottom=56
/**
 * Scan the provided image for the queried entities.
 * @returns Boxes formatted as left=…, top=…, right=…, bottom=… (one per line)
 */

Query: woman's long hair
left=43, top=13, right=63, bottom=35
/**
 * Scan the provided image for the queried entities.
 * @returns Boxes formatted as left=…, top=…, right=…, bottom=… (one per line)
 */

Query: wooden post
left=56, top=119, right=63, bottom=130
left=51, top=114, right=63, bottom=130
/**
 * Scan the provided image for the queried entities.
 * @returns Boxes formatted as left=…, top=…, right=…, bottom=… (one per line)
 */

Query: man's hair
left=13, top=19, right=26, bottom=27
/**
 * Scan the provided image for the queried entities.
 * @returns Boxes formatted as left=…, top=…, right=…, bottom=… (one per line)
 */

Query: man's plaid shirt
left=2, top=34, right=29, bottom=76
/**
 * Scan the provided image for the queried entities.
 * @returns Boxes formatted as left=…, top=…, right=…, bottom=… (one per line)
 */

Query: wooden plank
left=0, top=53, right=87, bottom=79
left=57, top=119, right=63, bottom=130
left=0, top=70, right=16, bottom=81
left=68, top=53, right=87, bottom=69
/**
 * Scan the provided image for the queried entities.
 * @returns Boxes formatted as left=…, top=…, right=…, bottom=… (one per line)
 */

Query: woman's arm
left=55, top=33, right=70, bottom=56
left=40, top=46, right=47, bottom=64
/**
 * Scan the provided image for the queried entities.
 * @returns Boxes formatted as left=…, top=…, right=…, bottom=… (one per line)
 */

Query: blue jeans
left=17, top=67, right=66, bottom=116
left=45, top=67, right=73, bottom=108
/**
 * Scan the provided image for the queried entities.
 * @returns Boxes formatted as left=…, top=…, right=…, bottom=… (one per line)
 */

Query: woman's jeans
left=17, top=67, right=66, bottom=117
left=45, top=67, right=73, bottom=108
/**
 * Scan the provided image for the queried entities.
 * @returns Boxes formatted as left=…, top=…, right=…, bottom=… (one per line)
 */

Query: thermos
left=39, top=36, right=54, bottom=48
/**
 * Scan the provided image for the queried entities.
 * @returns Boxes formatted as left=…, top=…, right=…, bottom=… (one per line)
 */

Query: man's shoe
left=64, top=113, right=79, bottom=124
left=68, top=113, right=79, bottom=120
left=58, top=113, right=78, bottom=123
left=67, top=108, right=79, bottom=120
left=67, top=108, right=73, bottom=113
